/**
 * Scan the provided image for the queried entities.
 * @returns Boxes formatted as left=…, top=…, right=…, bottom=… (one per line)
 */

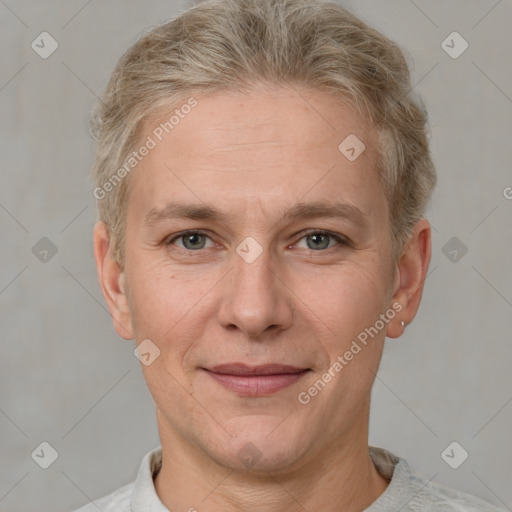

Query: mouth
left=202, top=363, right=311, bottom=396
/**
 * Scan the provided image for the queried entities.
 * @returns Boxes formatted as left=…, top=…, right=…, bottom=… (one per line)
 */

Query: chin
left=205, top=418, right=310, bottom=473
left=218, top=443, right=306, bottom=474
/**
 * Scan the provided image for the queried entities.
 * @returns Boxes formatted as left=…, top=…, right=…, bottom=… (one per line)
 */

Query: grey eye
left=180, top=233, right=208, bottom=250
left=306, top=233, right=332, bottom=250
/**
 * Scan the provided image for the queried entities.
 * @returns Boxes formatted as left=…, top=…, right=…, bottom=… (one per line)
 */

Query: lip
left=203, top=363, right=310, bottom=396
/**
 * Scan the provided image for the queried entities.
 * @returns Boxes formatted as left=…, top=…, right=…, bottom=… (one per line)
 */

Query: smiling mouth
left=202, top=364, right=311, bottom=396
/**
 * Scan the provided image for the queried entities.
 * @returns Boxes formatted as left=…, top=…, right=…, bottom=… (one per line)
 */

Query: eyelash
left=165, top=229, right=351, bottom=253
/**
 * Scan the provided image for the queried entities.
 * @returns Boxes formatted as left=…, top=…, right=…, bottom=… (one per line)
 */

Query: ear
left=386, top=218, right=431, bottom=338
left=93, top=221, right=134, bottom=340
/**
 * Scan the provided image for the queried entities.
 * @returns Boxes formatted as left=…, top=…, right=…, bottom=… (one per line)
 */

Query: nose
left=216, top=245, right=294, bottom=339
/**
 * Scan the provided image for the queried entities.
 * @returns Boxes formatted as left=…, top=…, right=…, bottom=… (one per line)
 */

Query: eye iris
left=307, top=233, right=330, bottom=250
left=183, top=233, right=205, bottom=250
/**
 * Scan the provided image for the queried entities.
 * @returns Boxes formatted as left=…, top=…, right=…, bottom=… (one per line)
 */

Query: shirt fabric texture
left=72, top=446, right=506, bottom=511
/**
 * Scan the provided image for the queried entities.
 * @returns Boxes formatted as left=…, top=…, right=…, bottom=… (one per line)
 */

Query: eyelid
left=292, top=229, right=351, bottom=249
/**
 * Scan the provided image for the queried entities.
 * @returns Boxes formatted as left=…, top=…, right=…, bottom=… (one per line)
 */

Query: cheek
left=126, top=260, right=220, bottom=375
left=127, top=256, right=195, bottom=330
left=303, top=260, right=390, bottom=387
left=308, top=260, right=391, bottom=338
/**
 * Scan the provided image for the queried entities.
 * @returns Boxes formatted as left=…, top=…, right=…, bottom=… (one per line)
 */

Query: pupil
left=309, top=233, right=328, bottom=250
left=185, top=234, right=203, bottom=249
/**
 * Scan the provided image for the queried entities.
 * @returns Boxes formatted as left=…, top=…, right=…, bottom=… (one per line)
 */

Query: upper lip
left=205, top=364, right=309, bottom=376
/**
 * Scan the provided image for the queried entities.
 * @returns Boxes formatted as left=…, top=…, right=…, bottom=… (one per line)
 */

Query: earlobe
left=387, top=219, right=432, bottom=339
left=93, top=221, right=134, bottom=340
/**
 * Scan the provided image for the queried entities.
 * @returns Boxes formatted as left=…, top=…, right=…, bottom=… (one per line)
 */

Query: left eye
left=294, top=231, right=346, bottom=251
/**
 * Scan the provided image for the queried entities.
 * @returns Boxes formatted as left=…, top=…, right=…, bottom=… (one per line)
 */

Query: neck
left=154, top=412, right=389, bottom=512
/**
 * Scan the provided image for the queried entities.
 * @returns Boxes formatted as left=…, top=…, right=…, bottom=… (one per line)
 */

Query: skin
left=94, top=85, right=431, bottom=512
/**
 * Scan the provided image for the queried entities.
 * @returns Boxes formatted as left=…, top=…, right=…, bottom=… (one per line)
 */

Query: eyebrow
left=144, top=200, right=368, bottom=229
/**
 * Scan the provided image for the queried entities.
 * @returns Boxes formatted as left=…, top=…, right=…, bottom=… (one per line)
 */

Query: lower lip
left=204, top=370, right=309, bottom=396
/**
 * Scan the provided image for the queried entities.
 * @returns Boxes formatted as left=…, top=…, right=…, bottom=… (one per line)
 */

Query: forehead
left=128, top=87, right=386, bottom=224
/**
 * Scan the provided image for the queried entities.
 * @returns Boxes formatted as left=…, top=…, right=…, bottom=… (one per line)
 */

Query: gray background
left=1, top=0, right=511, bottom=510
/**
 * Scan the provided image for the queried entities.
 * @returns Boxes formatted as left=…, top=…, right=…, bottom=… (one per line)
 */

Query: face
left=101, top=86, right=409, bottom=473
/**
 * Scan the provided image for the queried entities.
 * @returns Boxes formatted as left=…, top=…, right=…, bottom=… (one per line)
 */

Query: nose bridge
left=217, top=241, right=293, bottom=337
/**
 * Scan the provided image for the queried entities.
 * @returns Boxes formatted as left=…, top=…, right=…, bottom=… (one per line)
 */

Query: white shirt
left=72, top=446, right=506, bottom=511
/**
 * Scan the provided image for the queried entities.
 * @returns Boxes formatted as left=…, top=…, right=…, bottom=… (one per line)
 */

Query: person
left=75, top=0, right=505, bottom=510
